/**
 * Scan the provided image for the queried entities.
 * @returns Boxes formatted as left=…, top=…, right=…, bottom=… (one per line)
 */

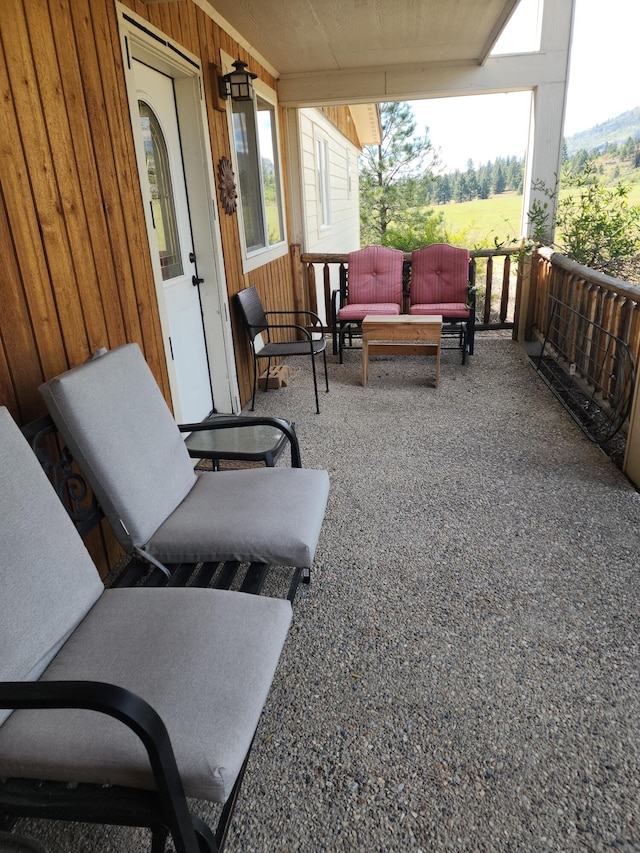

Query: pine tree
left=359, top=102, right=438, bottom=246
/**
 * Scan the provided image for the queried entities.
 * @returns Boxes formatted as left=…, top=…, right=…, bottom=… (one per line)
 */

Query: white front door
left=134, top=60, right=213, bottom=423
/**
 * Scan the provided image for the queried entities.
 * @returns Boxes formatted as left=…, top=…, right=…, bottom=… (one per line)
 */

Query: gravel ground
left=13, top=335, right=640, bottom=853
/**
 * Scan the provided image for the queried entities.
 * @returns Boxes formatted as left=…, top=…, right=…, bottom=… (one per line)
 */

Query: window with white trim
left=315, top=136, right=331, bottom=228
left=229, top=79, right=286, bottom=269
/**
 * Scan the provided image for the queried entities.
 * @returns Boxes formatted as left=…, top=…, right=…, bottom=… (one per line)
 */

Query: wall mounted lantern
left=219, top=59, right=257, bottom=102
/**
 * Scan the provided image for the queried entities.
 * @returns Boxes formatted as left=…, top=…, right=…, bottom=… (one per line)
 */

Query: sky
left=409, top=0, right=640, bottom=172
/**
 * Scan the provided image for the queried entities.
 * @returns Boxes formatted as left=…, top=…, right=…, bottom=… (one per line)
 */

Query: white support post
left=521, top=0, right=575, bottom=240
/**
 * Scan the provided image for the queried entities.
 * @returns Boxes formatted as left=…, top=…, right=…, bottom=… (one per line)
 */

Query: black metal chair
left=0, top=406, right=292, bottom=853
left=235, top=286, right=329, bottom=414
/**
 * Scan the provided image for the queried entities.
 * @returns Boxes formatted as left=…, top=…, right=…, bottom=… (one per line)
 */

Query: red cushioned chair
left=409, top=243, right=476, bottom=364
left=332, top=246, right=404, bottom=363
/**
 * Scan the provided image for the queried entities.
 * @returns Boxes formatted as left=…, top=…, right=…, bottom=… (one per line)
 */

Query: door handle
left=192, top=276, right=204, bottom=287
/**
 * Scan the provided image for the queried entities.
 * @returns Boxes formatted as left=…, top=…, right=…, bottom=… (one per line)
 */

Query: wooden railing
left=295, top=246, right=524, bottom=335
left=295, top=244, right=640, bottom=359
left=524, top=247, right=640, bottom=446
left=472, top=247, right=523, bottom=331
left=527, top=246, right=640, bottom=369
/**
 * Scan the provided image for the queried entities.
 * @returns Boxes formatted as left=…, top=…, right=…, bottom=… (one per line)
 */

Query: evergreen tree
left=440, top=174, right=452, bottom=203
left=453, top=172, right=468, bottom=202
left=572, top=149, right=590, bottom=172
left=478, top=172, right=491, bottom=200
left=433, top=173, right=452, bottom=204
left=507, top=158, right=523, bottom=193
left=359, top=102, right=438, bottom=246
left=621, top=136, right=636, bottom=160
left=426, top=154, right=526, bottom=202
left=465, top=161, right=479, bottom=199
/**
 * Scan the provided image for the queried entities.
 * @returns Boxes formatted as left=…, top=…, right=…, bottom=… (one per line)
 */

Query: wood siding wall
left=0, top=0, right=300, bottom=574
left=320, top=106, right=362, bottom=148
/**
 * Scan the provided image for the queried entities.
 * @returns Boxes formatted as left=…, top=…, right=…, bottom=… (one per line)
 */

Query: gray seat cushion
left=147, top=466, right=330, bottom=567
left=0, top=587, right=292, bottom=802
left=0, top=408, right=103, bottom=725
left=39, top=344, right=197, bottom=551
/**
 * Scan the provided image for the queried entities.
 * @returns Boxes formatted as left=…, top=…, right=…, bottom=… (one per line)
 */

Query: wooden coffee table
left=362, top=315, right=443, bottom=387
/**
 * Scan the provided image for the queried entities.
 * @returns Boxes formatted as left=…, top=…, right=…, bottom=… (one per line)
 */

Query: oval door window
left=138, top=101, right=183, bottom=281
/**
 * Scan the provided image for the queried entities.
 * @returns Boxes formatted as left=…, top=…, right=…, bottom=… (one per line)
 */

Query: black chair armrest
left=259, top=322, right=322, bottom=349
left=178, top=416, right=301, bottom=468
left=467, top=262, right=477, bottom=313
left=331, top=288, right=346, bottom=318
left=330, top=289, right=342, bottom=355
left=264, top=309, right=323, bottom=327
left=0, top=681, right=202, bottom=853
left=339, top=263, right=348, bottom=305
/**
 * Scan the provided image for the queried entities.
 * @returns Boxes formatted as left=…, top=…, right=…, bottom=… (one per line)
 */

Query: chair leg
left=310, top=352, right=320, bottom=414
left=322, top=348, right=329, bottom=394
left=250, top=356, right=258, bottom=411
left=150, top=827, right=170, bottom=853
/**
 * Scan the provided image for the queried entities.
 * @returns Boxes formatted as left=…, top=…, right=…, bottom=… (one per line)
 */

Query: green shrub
left=382, top=209, right=447, bottom=252
left=526, top=161, right=640, bottom=275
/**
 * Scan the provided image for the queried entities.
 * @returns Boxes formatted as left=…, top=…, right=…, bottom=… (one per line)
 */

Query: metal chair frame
left=236, top=286, right=329, bottom=414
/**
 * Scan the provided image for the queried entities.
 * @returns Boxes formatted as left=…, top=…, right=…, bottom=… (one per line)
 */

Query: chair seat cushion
left=259, top=338, right=326, bottom=357
left=338, top=304, right=401, bottom=321
left=147, top=467, right=330, bottom=567
left=0, top=587, right=292, bottom=802
left=409, top=303, right=470, bottom=318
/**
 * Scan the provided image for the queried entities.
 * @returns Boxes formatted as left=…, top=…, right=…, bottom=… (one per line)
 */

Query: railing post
left=623, top=370, right=640, bottom=487
left=500, top=254, right=510, bottom=324
left=322, top=264, right=331, bottom=330
left=514, top=249, right=532, bottom=343
left=307, top=264, right=318, bottom=317
left=484, top=255, right=493, bottom=325
left=290, top=244, right=305, bottom=316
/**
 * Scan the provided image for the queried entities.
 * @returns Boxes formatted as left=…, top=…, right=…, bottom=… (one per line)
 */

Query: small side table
left=362, top=314, right=443, bottom=387
left=183, top=414, right=295, bottom=469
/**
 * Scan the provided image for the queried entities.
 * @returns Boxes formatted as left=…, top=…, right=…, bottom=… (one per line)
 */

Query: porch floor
left=16, top=334, right=640, bottom=852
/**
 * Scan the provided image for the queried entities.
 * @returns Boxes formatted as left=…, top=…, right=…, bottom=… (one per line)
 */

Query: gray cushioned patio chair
left=39, top=343, right=329, bottom=587
left=0, top=406, right=292, bottom=853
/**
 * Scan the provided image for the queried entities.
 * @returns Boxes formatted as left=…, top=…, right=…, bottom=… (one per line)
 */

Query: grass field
left=438, top=193, right=523, bottom=247
left=436, top=182, right=640, bottom=248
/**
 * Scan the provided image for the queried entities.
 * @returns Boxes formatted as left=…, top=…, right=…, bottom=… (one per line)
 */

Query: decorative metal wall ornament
left=21, top=414, right=104, bottom=539
left=217, top=156, right=237, bottom=215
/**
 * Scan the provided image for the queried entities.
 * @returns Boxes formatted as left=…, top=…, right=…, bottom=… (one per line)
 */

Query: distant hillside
left=566, top=107, right=640, bottom=154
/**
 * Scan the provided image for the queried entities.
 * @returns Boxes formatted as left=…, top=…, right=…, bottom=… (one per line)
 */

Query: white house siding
left=298, top=108, right=361, bottom=323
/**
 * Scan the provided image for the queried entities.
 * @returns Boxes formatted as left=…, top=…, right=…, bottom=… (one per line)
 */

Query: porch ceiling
left=204, top=0, right=521, bottom=97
